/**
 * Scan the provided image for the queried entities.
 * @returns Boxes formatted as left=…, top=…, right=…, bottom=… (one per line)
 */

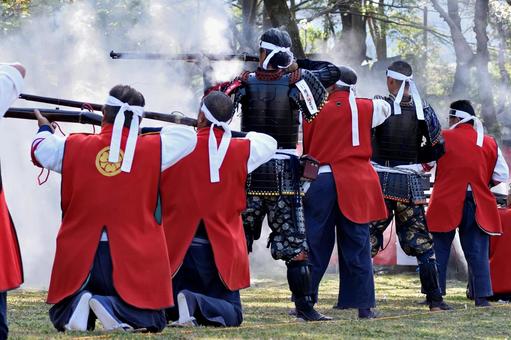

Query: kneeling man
left=161, top=91, right=276, bottom=327
left=31, top=85, right=196, bottom=332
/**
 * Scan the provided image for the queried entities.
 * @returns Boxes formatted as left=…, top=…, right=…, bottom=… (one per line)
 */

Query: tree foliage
left=2, top=0, right=511, bottom=137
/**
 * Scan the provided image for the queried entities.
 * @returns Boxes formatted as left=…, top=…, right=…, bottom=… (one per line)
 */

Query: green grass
left=7, top=273, right=511, bottom=339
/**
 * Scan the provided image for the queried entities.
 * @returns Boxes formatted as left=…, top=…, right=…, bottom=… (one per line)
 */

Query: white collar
left=201, top=103, right=232, bottom=182
left=386, top=69, right=424, bottom=120
left=105, top=96, right=144, bottom=173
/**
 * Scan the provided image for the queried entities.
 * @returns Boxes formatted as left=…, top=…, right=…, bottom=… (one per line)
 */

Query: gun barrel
left=144, top=112, right=197, bottom=127
left=110, top=50, right=259, bottom=62
left=18, top=93, right=197, bottom=127
left=5, top=108, right=103, bottom=126
left=19, top=93, right=103, bottom=111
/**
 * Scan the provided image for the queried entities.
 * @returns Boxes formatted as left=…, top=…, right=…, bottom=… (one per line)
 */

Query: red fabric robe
left=161, top=128, right=250, bottom=302
left=489, top=208, right=511, bottom=294
left=302, top=90, right=387, bottom=224
left=427, top=124, right=501, bottom=235
left=0, top=180, right=23, bottom=291
left=46, top=125, right=172, bottom=309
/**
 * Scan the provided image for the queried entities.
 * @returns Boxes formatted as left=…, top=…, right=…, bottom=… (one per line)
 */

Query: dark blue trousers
left=432, top=192, right=493, bottom=298
left=167, top=238, right=243, bottom=327
left=49, top=241, right=166, bottom=332
left=304, top=173, right=375, bottom=309
left=0, top=292, right=7, bottom=340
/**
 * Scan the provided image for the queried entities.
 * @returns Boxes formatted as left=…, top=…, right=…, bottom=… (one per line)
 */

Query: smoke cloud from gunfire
left=0, top=0, right=284, bottom=289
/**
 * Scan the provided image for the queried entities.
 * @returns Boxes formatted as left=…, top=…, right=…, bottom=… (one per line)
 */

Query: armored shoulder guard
left=418, top=103, right=445, bottom=163
left=289, top=69, right=328, bottom=122
left=423, top=103, right=442, bottom=146
left=310, top=64, right=341, bottom=88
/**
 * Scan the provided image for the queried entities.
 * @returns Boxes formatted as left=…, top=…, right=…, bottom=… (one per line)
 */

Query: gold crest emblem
left=95, top=147, right=124, bottom=177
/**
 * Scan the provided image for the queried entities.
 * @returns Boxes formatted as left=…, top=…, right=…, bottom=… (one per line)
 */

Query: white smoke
left=0, top=0, right=261, bottom=289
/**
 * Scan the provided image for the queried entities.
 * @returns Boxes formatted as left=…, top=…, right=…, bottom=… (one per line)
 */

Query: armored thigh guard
left=369, top=200, right=395, bottom=257
left=394, top=202, right=435, bottom=259
left=267, top=194, right=308, bottom=261
left=242, top=195, right=269, bottom=253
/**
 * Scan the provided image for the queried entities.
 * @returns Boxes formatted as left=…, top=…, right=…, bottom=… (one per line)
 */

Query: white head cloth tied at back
left=337, top=80, right=359, bottom=146
left=386, top=69, right=424, bottom=120
left=202, top=103, right=232, bottom=183
left=105, top=96, right=144, bottom=173
left=450, top=109, right=484, bottom=147
left=260, top=41, right=294, bottom=70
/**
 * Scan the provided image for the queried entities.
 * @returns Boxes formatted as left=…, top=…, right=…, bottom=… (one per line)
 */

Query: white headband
left=202, top=103, right=232, bottom=183
left=105, top=96, right=144, bottom=173
left=260, top=41, right=294, bottom=70
left=386, top=70, right=424, bottom=120
left=337, top=80, right=359, bottom=146
left=450, top=109, right=484, bottom=147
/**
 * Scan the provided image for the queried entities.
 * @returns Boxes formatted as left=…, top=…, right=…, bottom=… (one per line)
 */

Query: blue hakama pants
left=304, top=173, right=375, bottom=309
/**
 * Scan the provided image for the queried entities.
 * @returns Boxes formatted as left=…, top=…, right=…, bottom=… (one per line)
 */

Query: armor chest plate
left=241, top=74, right=299, bottom=149
left=372, top=103, right=421, bottom=163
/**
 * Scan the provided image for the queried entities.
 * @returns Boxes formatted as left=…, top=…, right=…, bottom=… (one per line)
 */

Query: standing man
left=370, top=60, right=450, bottom=311
left=302, top=67, right=390, bottom=318
left=161, top=91, right=276, bottom=327
left=0, top=62, right=25, bottom=340
left=31, top=85, right=196, bottom=332
left=427, top=100, right=509, bottom=307
left=211, top=28, right=340, bottom=321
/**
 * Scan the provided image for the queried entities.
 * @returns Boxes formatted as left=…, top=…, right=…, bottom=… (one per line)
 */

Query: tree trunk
left=241, top=0, right=258, bottom=51
left=474, top=0, right=498, bottom=136
left=495, top=22, right=511, bottom=118
left=338, top=0, right=367, bottom=66
left=496, top=23, right=511, bottom=87
left=431, top=0, right=474, bottom=98
left=263, top=0, right=305, bottom=58
left=375, top=0, right=387, bottom=60
left=367, top=0, right=387, bottom=61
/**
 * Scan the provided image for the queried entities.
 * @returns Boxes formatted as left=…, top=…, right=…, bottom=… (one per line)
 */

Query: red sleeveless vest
left=0, top=185, right=23, bottom=291
left=47, top=125, right=172, bottom=309
left=303, top=90, right=387, bottom=224
left=161, top=128, right=250, bottom=298
left=427, top=125, right=501, bottom=234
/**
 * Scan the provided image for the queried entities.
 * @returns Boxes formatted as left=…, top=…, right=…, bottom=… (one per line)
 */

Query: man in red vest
left=31, top=85, right=197, bottom=332
left=161, top=91, right=276, bottom=327
left=302, top=67, right=390, bottom=318
left=427, top=100, right=509, bottom=307
left=0, top=62, right=26, bottom=340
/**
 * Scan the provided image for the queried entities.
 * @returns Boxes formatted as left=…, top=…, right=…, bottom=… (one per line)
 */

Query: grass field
left=7, top=273, right=511, bottom=339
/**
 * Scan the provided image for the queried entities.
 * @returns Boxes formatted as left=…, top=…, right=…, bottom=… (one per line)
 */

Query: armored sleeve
left=296, top=59, right=340, bottom=88
left=289, top=69, right=328, bottom=122
left=418, top=103, right=445, bottom=163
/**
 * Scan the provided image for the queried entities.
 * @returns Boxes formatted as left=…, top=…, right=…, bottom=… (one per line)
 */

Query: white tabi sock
left=176, top=292, right=196, bottom=325
left=89, top=297, right=133, bottom=332
left=64, top=292, right=92, bottom=331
